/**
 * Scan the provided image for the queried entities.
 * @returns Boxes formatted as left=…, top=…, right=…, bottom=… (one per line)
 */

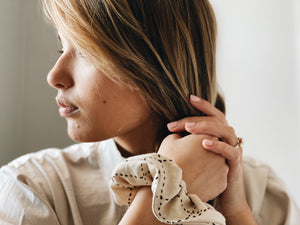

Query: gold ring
left=234, top=137, right=243, bottom=148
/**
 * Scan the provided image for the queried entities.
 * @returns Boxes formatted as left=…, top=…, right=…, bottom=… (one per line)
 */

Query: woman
left=0, top=0, right=298, bottom=224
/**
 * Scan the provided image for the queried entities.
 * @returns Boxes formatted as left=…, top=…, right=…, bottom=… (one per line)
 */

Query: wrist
left=119, top=187, right=165, bottom=225
left=222, top=203, right=257, bottom=225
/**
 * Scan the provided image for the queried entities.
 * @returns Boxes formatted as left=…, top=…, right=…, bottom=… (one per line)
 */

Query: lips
left=56, top=97, right=79, bottom=117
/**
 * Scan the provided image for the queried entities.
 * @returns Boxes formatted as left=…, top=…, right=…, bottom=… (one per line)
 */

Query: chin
left=67, top=126, right=109, bottom=143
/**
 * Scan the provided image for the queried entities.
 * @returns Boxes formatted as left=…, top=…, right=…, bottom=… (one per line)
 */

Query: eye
left=58, top=50, right=64, bottom=54
left=77, top=51, right=85, bottom=58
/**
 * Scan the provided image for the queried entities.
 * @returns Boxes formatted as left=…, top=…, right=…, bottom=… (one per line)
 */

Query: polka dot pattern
left=110, top=153, right=225, bottom=225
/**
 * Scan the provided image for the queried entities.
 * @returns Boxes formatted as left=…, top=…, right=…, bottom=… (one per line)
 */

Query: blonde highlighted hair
left=43, top=0, right=225, bottom=141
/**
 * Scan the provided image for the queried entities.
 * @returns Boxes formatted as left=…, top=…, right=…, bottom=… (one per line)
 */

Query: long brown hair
left=43, top=0, right=225, bottom=144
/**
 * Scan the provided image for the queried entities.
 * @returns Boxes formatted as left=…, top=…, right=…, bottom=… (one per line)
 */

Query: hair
left=43, top=0, right=225, bottom=145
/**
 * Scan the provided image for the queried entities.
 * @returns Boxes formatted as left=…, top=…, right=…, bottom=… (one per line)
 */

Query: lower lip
left=59, top=107, right=80, bottom=117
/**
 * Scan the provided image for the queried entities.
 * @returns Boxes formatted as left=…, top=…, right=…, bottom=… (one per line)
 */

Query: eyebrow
left=57, top=33, right=61, bottom=41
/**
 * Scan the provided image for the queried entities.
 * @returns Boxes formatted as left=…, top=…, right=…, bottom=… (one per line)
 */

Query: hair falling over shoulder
left=43, top=0, right=225, bottom=141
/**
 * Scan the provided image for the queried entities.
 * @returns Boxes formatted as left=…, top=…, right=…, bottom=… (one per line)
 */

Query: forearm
left=119, top=187, right=165, bottom=225
left=223, top=205, right=258, bottom=225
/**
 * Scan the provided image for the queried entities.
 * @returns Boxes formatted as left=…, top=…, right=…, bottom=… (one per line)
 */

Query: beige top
left=0, top=139, right=299, bottom=225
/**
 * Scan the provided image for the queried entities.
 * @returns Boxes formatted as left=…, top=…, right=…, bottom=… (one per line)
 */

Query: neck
left=114, top=118, right=161, bottom=157
left=114, top=136, right=156, bottom=158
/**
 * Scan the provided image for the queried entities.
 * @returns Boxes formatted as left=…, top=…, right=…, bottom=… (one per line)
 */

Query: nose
left=47, top=54, right=74, bottom=90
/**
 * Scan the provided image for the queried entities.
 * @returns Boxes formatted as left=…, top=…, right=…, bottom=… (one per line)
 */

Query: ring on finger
left=234, top=137, right=243, bottom=148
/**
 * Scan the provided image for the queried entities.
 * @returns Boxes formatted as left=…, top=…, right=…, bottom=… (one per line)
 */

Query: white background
left=212, top=0, right=300, bottom=205
left=0, top=0, right=299, bottom=205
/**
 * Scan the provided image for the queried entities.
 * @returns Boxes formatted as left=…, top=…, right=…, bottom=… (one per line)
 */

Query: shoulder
left=0, top=139, right=123, bottom=224
left=3, top=139, right=121, bottom=176
left=243, top=157, right=300, bottom=225
left=0, top=140, right=121, bottom=193
left=6, top=142, right=101, bottom=169
left=0, top=142, right=103, bottom=189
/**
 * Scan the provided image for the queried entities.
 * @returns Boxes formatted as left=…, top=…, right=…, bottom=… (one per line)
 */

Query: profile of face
left=47, top=33, right=152, bottom=143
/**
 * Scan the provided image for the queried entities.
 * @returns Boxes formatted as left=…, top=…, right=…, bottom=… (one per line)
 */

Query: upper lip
left=56, top=96, right=78, bottom=109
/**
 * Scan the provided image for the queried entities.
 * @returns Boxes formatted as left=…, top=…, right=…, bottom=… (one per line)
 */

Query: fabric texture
left=0, top=139, right=299, bottom=225
left=110, top=153, right=225, bottom=225
left=0, top=140, right=127, bottom=225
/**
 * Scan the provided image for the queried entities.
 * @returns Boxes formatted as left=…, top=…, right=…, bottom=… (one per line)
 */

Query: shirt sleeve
left=243, top=157, right=300, bottom=225
left=0, top=165, right=60, bottom=225
left=257, top=167, right=300, bottom=225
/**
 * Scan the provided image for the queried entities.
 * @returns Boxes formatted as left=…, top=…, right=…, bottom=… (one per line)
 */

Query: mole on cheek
left=72, top=123, right=80, bottom=129
left=103, top=100, right=107, bottom=104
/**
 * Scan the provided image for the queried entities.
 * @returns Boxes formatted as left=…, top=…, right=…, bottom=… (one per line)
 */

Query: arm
left=119, top=187, right=164, bottom=225
left=221, top=205, right=257, bottom=225
left=117, top=133, right=228, bottom=225
left=168, top=95, right=258, bottom=225
left=119, top=94, right=256, bottom=225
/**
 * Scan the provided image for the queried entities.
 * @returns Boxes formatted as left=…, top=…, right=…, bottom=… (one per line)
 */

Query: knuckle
left=227, top=126, right=236, bottom=135
left=220, top=113, right=226, bottom=121
left=227, top=126, right=234, bottom=133
left=201, top=121, right=210, bottom=127
left=181, top=118, right=194, bottom=128
left=217, top=176, right=228, bottom=193
left=221, top=169, right=229, bottom=191
left=220, top=178, right=227, bottom=190
left=198, top=121, right=210, bottom=132
left=221, top=180, right=228, bottom=192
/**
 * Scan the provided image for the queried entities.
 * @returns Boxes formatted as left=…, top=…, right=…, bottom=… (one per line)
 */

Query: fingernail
left=186, top=122, right=196, bottom=128
left=203, top=139, right=214, bottom=146
left=167, top=121, right=178, bottom=130
left=190, top=94, right=201, bottom=102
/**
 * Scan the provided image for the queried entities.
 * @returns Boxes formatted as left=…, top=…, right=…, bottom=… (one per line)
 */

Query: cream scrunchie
left=110, top=153, right=225, bottom=225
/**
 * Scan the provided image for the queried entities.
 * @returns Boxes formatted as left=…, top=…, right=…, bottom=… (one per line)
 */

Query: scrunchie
left=110, top=153, right=225, bottom=225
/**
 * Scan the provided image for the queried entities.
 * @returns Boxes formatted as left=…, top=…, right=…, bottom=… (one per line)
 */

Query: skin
left=120, top=96, right=257, bottom=225
left=47, top=34, right=159, bottom=155
left=48, top=34, right=257, bottom=225
left=167, top=95, right=258, bottom=225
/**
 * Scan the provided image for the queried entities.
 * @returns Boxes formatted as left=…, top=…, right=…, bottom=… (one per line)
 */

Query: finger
left=167, top=116, right=218, bottom=131
left=202, top=139, right=242, bottom=163
left=186, top=122, right=237, bottom=147
left=190, top=95, right=226, bottom=123
left=167, top=118, right=237, bottom=146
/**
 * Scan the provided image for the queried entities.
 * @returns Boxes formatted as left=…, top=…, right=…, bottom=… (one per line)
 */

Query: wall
left=0, top=0, right=74, bottom=166
left=212, top=0, right=300, bottom=204
left=295, top=0, right=300, bottom=146
left=0, top=0, right=299, bottom=205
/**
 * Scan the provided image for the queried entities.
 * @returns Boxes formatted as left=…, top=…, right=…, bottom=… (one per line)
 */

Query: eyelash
left=57, top=50, right=85, bottom=59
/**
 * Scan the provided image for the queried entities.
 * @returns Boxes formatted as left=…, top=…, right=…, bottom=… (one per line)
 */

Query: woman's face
left=47, top=34, right=153, bottom=143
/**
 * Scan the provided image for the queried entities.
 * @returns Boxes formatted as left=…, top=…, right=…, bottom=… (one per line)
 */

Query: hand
left=157, top=133, right=229, bottom=202
left=167, top=95, right=237, bottom=147
left=167, top=95, right=257, bottom=224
